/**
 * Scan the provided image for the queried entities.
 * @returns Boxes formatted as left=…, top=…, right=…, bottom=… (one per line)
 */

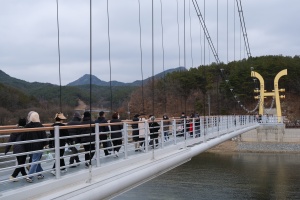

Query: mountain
left=67, top=74, right=126, bottom=87
left=67, top=66, right=187, bottom=86
left=129, top=67, right=187, bottom=86
left=0, top=70, right=56, bottom=93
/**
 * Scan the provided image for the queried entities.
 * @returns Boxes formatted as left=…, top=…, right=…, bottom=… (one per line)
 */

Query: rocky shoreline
left=207, top=140, right=300, bottom=153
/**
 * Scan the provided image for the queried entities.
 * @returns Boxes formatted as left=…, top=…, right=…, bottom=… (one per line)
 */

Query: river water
left=114, top=152, right=300, bottom=200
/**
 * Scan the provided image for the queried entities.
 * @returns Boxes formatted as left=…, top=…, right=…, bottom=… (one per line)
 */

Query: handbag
left=75, top=143, right=81, bottom=151
left=45, top=152, right=53, bottom=163
left=106, top=140, right=113, bottom=152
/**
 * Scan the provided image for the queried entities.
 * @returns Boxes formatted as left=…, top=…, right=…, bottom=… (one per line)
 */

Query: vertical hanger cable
left=56, top=0, right=62, bottom=112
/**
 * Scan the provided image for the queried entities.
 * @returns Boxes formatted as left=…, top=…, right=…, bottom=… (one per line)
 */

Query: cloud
left=1, top=0, right=299, bottom=85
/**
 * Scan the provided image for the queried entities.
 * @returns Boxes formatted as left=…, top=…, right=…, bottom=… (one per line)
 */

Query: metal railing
left=0, top=115, right=257, bottom=189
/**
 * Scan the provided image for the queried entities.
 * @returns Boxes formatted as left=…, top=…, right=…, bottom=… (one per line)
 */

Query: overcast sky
left=0, top=0, right=299, bottom=85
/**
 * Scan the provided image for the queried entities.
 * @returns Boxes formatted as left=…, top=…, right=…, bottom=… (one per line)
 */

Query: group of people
left=131, top=114, right=171, bottom=152
left=4, top=110, right=123, bottom=183
left=5, top=111, right=48, bottom=183
left=5, top=111, right=196, bottom=183
left=178, top=112, right=201, bottom=137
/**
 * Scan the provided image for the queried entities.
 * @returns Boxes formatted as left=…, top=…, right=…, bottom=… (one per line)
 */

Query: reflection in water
left=114, top=152, right=300, bottom=200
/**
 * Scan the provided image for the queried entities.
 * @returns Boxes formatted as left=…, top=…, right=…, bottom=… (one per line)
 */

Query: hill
left=67, top=67, right=186, bottom=86
left=0, top=67, right=185, bottom=124
left=0, top=56, right=299, bottom=124
left=128, top=55, right=300, bottom=121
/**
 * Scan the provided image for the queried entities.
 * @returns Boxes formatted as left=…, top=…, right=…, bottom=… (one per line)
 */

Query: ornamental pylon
left=251, top=69, right=287, bottom=122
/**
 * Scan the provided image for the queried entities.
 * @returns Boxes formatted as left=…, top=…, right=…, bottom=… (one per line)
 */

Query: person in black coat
left=95, top=111, right=111, bottom=156
left=22, top=111, right=48, bottom=183
left=163, top=114, right=170, bottom=141
left=5, top=118, right=27, bottom=181
left=132, top=114, right=140, bottom=151
left=110, top=112, right=123, bottom=157
left=80, top=111, right=95, bottom=167
left=50, top=112, right=70, bottom=174
left=67, top=112, right=82, bottom=167
left=179, top=112, right=187, bottom=137
left=148, top=115, right=160, bottom=148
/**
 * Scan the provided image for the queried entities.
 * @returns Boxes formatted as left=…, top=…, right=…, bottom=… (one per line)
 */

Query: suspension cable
left=106, top=0, right=113, bottom=112
left=217, top=0, right=218, bottom=55
left=137, top=0, right=145, bottom=114
left=192, top=0, right=258, bottom=114
left=152, top=0, right=154, bottom=115
left=159, top=0, right=167, bottom=113
left=89, top=1, right=92, bottom=114
left=88, top=0, right=93, bottom=180
left=203, top=0, right=206, bottom=66
left=233, top=0, right=236, bottom=61
left=236, top=0, right=251, bottom=58
left=176, top=0, right=181, bottom=68
left=192, top=0, right=221, bottom=64
left=199, top=19, right=202, bottom=65
left=189, top=0, right=194, bottom=68
left=184, top=0, right=186, bottom=70
left=216, top=0, right=220, bottom=114
left=56, top=0, right=62, bottom=112
left=227, top=0, right=228, bottom=63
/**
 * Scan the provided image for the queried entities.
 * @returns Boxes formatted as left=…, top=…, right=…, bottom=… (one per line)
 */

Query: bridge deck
left=0, top=116, right=263, bottom=199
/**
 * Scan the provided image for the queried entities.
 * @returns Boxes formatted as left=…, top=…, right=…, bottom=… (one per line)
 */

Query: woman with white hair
left=21, top=111, right=48, bottom=183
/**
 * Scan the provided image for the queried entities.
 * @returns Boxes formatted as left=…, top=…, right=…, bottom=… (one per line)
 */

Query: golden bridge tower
left=251, top=69, right=287, bottom=122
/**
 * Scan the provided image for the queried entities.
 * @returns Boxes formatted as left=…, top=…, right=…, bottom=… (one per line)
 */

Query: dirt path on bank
left=75, top=99, right=87, bottom=111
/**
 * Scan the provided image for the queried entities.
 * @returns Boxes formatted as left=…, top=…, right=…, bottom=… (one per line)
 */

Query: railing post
left=203, top=116, right=207, bottom=142
left=54, top=126, right=61, bottom=179
left=183, top=118, right=186, bottom=140
left=217, top=116, right=220, bottom=137
left=192, top=118, right=195, bottom=139
left=201, top=117, right=205, bottom=142
left=160, top=120, right=164, bottom=149
left=226, top=116, right=229, bottom=134
left=95, top=123, right=100, bottom=167
left=144, top=121, right=149, bottom=153
left=123, top=122, right=128, bottom=159
left=172, top=119, right=177, bottom=145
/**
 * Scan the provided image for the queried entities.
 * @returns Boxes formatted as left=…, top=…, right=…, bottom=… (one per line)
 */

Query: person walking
left=95, top=111, right=111, bottom=156
left=179, top=112, right=187, bottom=137
left=50, top=112, right=70, bottom=175
left=148, top=115, right=160, bottom=148
left=110, top=112, right=123, bottom=157
left=5, top=118, right=27, bottom=182
left=162, top=114, right=170, bottom=142
left=132, top=114, right=140, bottom=152
left=138, top=115, right=148, bottom=150
left=67, top=112, right=82, bottom=167
left=22, top=111, right=48, bottom=183
left=80, top=111, right=95, bottom=168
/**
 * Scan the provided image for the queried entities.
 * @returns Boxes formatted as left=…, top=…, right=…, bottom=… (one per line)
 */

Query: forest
left=0, top=55, right=299, bottom=125
left=128, top=55, right=300, bottom=121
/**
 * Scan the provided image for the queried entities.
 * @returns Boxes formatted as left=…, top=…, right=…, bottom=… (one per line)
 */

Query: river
left=114, top=152, right=300, bottom=200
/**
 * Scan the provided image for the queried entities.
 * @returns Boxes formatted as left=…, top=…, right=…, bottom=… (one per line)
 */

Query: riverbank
left=207, top=140, right=300, bottom=153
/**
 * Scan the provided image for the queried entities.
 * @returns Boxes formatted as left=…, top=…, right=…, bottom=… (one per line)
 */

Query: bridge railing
left=0, top=115, right=257, bottom=189
left=258, top=115, right=285, bottom=124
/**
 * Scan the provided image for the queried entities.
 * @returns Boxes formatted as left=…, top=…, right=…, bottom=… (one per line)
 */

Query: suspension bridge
left=0, top=115, right=284, bottom=199
left=0, top=116, right=278, bottom=199
left=0, top=0, right=290, bottom=199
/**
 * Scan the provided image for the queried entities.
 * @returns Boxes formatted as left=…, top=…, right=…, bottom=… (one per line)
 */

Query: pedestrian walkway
left=0, top=115, right=261, bottom=199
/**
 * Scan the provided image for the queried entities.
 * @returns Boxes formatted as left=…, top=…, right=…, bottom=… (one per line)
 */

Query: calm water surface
left=114, top=152, right=300, bottom=200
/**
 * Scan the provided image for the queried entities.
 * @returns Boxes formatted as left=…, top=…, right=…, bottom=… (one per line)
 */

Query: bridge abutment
left=241, top=124, right=300, bottom=143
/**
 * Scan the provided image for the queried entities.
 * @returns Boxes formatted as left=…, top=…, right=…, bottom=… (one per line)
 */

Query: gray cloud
left=0, top=0, right=299, bottom=85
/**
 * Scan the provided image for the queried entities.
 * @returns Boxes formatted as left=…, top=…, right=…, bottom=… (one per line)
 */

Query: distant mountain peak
left=67, top=66, right=186, bottom=87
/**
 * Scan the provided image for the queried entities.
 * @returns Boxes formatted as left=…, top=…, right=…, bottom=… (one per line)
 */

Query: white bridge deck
left=0, top=115, right=273, bottom=199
